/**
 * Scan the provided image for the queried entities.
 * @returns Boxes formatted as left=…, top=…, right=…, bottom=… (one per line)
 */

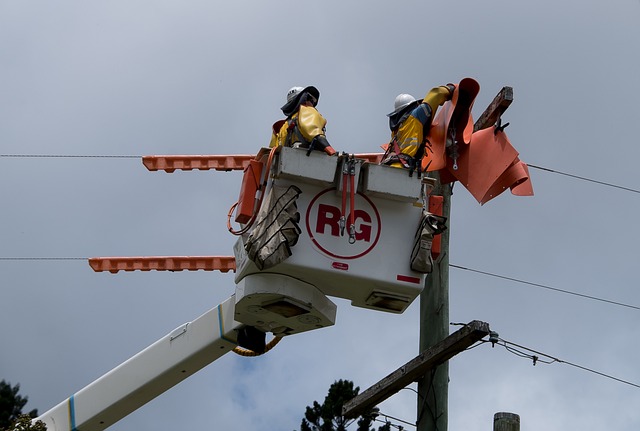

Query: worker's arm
left=296, top=105, right=327, bottom=141
left=297, top=105, right=336, bottom=155
left=422, top=85, right=454, bottom=114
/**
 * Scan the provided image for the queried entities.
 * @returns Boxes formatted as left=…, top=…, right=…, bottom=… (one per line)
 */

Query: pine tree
left=0, top=381, right=38, bottom=430
left=299, top=380, right=390, bottom=431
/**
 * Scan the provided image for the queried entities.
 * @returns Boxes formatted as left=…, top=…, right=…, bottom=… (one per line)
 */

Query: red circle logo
left=305, top=188, right=381, bottom=259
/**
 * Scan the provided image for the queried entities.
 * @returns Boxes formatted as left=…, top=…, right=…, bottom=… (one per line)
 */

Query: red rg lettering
left=353, top=209, right=371, bottom=242
left=315, top=204, right=372, bottom=242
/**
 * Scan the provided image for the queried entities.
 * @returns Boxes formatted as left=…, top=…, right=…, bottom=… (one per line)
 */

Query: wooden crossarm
left=342, top=320, right=490, bottom=418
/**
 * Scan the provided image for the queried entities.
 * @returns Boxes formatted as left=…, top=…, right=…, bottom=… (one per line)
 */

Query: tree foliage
left=2, top=415, right=46, bottom=431
left=0, top=381, right=42, bottom=431
left=299, top=380, right=390, bottom=431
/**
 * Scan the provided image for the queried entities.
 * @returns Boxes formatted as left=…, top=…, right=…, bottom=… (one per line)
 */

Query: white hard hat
left=281, top=85, right=320, bottom=116
left=388, top=93, right=418, bottom=117
left=286, top=86, right=305, bottom=103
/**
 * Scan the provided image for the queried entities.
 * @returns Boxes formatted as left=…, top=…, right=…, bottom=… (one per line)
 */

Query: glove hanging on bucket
left=244, top=185, right=302, bottom=270
left=410, top=211, right=447, bottom=273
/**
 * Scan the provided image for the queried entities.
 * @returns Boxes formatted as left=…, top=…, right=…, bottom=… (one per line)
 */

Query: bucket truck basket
left=234, top=147, right=433, bottom=315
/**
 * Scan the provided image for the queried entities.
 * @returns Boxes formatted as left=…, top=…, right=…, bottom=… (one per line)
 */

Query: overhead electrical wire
left=1, top=154, right=639, bottom=195
left=2, top=258, right=639, bottom=312
left=450, top=264, right=640, bottom=311
left=0, top=257, right=86, bottom=260
left=0, top=154, right=141, bottom=158
left=376, top=412, right=416, bottom=429
left=527, top=164, right=640, bottom=194
left=493, top=337, right=640, bottom=389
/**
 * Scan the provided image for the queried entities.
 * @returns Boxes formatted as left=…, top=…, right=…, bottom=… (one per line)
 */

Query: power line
left=495, top=337, right=640, bottom=389
left=0, top=257, right=86, bottom=260
left=2, top=154, right=640, bottom=196
left=528, top=164, right=640, bottom=194
left=0, top=154, right=141, bottom=158
left=3, top=258, right=638, bottom=313
left=376, top=411, right=416, bottom=429
left=450, top=264, right=640, bottom=311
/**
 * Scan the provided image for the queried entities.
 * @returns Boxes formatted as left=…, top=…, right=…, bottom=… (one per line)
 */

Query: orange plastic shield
left=423, top=78, right=480, bottom=172
left=235, top=160, right=264, bottom=223
left=445, top=127, right=533, bottom=204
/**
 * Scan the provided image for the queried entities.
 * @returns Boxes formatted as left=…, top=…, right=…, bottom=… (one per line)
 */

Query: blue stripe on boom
left=68, top=395, right=77, bottom=431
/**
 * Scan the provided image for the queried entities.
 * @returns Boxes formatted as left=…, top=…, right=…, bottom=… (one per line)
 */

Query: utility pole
left=417, top=170, right=451, bottom=431
left=417, top=87, right=514, bottom=431
left=493, top=412, right=520, bottom=431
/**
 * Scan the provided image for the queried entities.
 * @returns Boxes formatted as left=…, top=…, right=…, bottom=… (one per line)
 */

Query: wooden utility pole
left=493, top=412, right=520, bottom=431
left=417, top=170, right=451, bottom=431
left=417, top=86, right=513, bottom=431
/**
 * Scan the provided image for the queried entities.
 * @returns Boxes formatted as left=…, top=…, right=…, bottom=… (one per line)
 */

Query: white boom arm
left=36, top=297, right=241, bottom=431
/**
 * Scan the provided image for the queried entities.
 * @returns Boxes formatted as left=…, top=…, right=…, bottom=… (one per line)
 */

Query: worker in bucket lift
left=269, top=86, right=337, bottom=156
left=381, top=84, right=455, bottom=176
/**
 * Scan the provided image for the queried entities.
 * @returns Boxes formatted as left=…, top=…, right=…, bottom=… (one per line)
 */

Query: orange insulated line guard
left=88, top=256, right=237, bottom=273
left=142, top=155, right=254, bottom=172
left=142, top=153, right=384, bottom=172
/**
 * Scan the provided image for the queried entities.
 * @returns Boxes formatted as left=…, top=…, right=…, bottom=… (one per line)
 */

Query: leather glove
left=446, top=83, right=456, bottom=99
left=308, top=135, right=337, bottom=156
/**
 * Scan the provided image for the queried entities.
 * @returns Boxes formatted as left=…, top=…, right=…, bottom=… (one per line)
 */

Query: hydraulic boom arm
left=36, top=297, right=242, bottom=431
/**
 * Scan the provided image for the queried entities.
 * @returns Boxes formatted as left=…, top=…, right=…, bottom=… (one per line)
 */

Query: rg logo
left=305, top=188, right=381, bottom=259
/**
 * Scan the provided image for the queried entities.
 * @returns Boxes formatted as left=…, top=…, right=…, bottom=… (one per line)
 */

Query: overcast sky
left=2, top=1, right=640, bottom=430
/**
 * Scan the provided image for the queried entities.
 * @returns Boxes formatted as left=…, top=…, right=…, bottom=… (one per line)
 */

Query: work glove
left=446, top=83, right=456, bottom=99
left=308, top=135, right=337, bottom=156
